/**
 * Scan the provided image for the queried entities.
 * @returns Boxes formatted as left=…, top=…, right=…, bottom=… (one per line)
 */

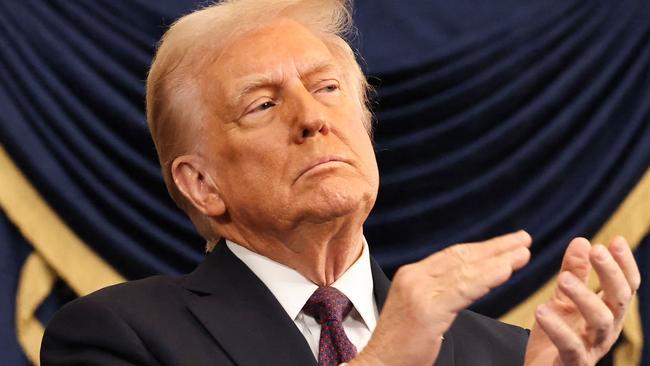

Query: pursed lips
left=295, top=155, right=350, bottom=182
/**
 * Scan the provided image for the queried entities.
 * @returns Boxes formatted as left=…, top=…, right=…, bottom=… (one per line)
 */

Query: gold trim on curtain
left=0, top=145, right=126, bottom=365
left=15, top=253, right=57, bottom=366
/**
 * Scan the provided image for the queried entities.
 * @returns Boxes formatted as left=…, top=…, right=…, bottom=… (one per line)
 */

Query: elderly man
left=41, top=0, right=640, bottom=365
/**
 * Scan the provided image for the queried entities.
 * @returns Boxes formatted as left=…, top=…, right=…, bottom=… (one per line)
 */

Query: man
left=41, top=0, right=640, bottom=365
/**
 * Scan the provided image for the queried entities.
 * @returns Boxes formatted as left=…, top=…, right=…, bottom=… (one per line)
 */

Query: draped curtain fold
left=0, top=0, right=648, bottom=365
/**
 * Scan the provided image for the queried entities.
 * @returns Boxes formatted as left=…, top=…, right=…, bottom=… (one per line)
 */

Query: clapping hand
left=525, top=236, right=640, bottom=366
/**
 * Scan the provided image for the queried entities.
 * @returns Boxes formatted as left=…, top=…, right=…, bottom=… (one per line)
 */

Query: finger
left=508, top=246, right=532, bottom=271
left=443, top=246, right=530, bottom=311
left=432, top=230, right=532, bottom=266
left=608, top=236, right=641, bottom=293
left=557, top=271, right=614, bottom=346
left=479, top=230, right=533, bottom=253
left=590, top=245, right=632, bottom=320
left=554, top=237, right=592, bottom=303
left=559, top=237, right=592, bottom=283
left=535, top=304, right=588, bottom=366
left=467, top=246, right=530, bottom=290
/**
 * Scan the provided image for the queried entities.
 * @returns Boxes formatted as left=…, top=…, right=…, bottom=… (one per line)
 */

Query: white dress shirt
left=226, top=238, right=379, bottom=362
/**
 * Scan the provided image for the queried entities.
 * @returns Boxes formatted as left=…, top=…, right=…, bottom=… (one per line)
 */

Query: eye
left=316, top=82, right=339, bottom=94
left=250, top=100, right=276, bottom=114
left=257, top=101, right=275, bottom=110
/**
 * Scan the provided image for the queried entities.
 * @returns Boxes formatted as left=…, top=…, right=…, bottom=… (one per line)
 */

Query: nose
left=289, top=85, right=330, bottom=144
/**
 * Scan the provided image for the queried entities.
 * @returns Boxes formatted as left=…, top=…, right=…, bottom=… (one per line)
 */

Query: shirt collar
left=226, top=237, right=377, bottom=330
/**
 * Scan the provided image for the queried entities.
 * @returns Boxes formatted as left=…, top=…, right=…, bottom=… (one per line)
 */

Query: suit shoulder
left=83, top=274, right=183, bottom=303
left=43, top=275, right=186, bottom=342
left=40, top=276, right=181, bottom=365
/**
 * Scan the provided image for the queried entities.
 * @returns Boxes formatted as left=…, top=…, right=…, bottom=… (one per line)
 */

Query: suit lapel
left=370, top=256, right=390, bottom=310
left=182, top=242, right=317, bottom=366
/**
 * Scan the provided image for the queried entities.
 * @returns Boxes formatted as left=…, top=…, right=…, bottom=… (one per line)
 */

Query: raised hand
left=525, top=236, right=641, bottom=366
left=350, top=231, right=532, bottom=366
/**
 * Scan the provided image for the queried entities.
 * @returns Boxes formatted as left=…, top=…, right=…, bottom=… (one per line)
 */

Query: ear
left=171, top=155, right=226, bottom=217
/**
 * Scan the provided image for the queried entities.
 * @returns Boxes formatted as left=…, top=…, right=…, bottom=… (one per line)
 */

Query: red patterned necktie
left=303, top=287, right=358, bottom=365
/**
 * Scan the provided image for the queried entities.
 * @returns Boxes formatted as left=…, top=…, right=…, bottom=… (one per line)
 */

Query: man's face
left=200, top=19, right=379, bottom=236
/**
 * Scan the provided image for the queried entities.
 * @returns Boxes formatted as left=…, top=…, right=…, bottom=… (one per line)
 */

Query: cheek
left=220, top=133, right=291, bottom=185
left=359, top=140, right=379, bottom=183
left=337, top=106, right=374, bottom=154
left=349, top=116, right=378, bottom=179
left=333, top=113, right=378, bottom=182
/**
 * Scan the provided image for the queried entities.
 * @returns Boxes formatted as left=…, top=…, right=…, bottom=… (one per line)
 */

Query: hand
left=525, top=236, right=641, bottom=366
left=350, top=231, right=532, bottom=366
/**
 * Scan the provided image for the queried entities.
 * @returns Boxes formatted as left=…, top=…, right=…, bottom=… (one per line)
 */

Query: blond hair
left=146, top=0, right=372, bottom=243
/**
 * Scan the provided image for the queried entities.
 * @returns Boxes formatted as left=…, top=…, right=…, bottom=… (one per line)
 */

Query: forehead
left=209, top=19, right=339, bottom=86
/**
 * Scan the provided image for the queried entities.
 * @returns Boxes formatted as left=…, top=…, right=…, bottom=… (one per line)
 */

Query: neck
left=218, top=215, right=365, bottom=286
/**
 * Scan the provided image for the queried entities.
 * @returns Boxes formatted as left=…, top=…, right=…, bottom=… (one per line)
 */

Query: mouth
left=295, top=156, right=351, bottom=183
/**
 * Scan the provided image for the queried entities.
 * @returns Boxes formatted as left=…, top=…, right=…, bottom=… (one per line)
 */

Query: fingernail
left=560, top=272, right=574, bottom=288
left=516, top=230, right=531, bottom=242
left=536, top=305, right=547, bottom=317
left=613, top=239, right=625, bottom=254
left=594, top=245, right=607, bottom=261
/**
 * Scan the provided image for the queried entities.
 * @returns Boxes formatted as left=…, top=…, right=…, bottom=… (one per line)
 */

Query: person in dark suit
left=41, top=239, right=530, bottom=366
left=41, top=1, right=640, bottom=365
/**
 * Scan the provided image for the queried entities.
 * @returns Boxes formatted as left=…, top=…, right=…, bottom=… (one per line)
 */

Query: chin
left=300, top=179, right=376, bottom=223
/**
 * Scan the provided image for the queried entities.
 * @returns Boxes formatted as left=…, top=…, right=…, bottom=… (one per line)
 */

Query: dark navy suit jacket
left=41, top=243, right=529, bottom=365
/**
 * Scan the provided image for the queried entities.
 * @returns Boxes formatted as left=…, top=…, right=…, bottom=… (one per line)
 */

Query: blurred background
left=1, top=0, right=648, bottom=365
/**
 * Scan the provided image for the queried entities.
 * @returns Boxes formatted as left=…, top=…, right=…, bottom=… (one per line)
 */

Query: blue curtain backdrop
left=0, top=0, right=648, bottom=365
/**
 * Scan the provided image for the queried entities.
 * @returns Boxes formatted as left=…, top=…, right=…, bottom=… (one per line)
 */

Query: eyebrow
left=232, top=61, right=339, bottom=107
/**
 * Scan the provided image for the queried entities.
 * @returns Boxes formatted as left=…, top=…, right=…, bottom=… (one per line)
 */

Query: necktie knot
left=303, top=287, right=354, bottom=324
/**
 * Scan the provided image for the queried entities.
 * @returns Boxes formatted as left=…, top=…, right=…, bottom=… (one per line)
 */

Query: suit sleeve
left=445, top=310, right=529, bottom=366
left=41, top=296, right=159, bottom=366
